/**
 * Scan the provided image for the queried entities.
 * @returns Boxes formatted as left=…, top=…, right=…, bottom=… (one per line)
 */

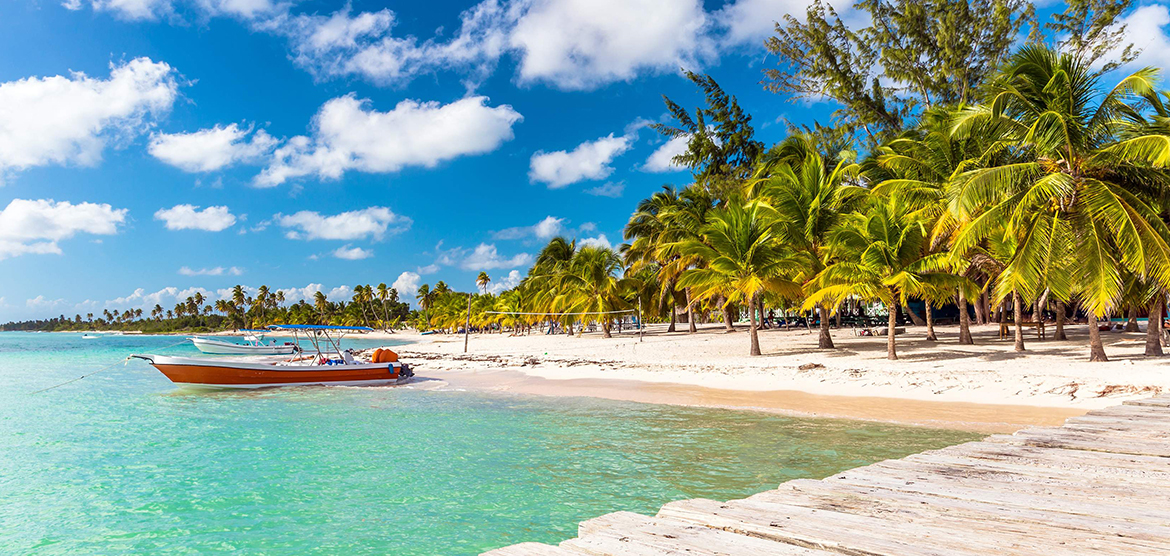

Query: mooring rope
left=28, top=338, right=191, bottom=395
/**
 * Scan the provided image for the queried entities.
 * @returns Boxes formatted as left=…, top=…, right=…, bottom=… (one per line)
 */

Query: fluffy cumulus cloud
left=73, top=0, right=284, bottom=21
left=277, top=207, right=410, bottom=240
left=461, top=243, right=533, bottom=270
left=493, top=215, right=564, bottom=240
left=154, top=204, right=237, bottom=231
left=392, top=271, right=422, bottom=297
left=332, top=245, right=374, bottom=260
left=1102, top=5, right=1170, bottom=71
left=178, top=265, right=243, bottom=276
left=267, top=2, right=509, bottom=87
left=579, top=234, right=612, bottom=249
left=487, top=269, right=523, bottom=294
left=0, top=199, right=127, bottom=260
left=104, top=286, right=214, bottom=311
left=643, top=135, right=691, bottom=173
left=715, top=0, right=815, bottom=46
left=149, top=124, right=277, bottom=172
left=0, top=58, right=178, bottom=182
left=255, top=94, right=522, bottom=187
left=509, top=0, right=713, bottom=90
left=529, top=133, right=632, bottom=188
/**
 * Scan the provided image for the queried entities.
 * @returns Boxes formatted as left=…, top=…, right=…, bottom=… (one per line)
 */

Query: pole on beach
left=464, top=293, right=471, bottom=353
left=638, top=296, right=644, bottom=343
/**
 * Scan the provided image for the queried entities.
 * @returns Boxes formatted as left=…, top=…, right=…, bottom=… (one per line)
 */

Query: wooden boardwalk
left=484, top=396, right=1170, bottom=555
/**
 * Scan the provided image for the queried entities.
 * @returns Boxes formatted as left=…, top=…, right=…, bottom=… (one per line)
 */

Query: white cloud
left=333, top=245, right=374, bottom=260
left=149, top=124, right=277, bottom=172
left=89, top=0, right=171, bottom=20
left=529, top=133, right=631, bottom=188
left=0, top=199, right=126, bottom=260
left=178, top=266, right=243, bottom=276
left=75, top=0, right=283, bottom=20
left=487, top=269, right=523, bottom=294
left=417, top=263, right=441, bottom=274
left=493, top=215, right=564, bottom=240
left=27, top=295, right=67, bottom=310
left=392, top=271, right=421, bottom=296
left=461, top=243, right=533, bottom=270
left=643, top=135, right=691, bottom=172
left=715, top=0, right=813, bottom=46
left=105, top=286, right=215, bottom=311
left=255, top=94, right=522, bottom=187
left=267, top=2, right=509, bottom=87
left=1102, top=5, right=1170, bottom=71
left=0, top=58, right=178, bottom=182
left=154, top=204, right=237, bottom=231
left=62, top=0, right=84, bottom=10
left=586, top=181, right=625, bottom=197
left=510, top=0, right=713, bottom=90
left=580, top=234, right=612, bottom=249
left=277, top=207, right=410, bottom=240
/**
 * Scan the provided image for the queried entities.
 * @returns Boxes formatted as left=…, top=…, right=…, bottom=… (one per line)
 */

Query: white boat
left=190, top=331, right=298, bottom=355
left=136, top=325, right=410, bottom=389
left=82, top=334, right=100, bottom=339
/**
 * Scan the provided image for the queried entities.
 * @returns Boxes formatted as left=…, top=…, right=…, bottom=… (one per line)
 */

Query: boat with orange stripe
left=132, top=325, right=413, bottom=389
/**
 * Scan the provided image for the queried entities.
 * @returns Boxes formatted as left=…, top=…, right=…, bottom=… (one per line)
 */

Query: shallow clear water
left=0, top=332, right=980, bottom=555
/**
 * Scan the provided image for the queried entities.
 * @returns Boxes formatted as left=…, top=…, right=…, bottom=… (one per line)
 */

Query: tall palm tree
left=477, top=272, right=491, bottom=294
left=313, top=291, right=329, bottom=324
left=952, top=45, right=1170, bottom=361
left=557, top=246, right=633, bottom=338
left=676, top=201, right=801, bottom=355
left=806, top=193, right=959, bottom=360
left=416, top=284, right=433, bottom=330
left=624, top=186, right=690, bottom=332
left=748, top=133, right=864, bottom=348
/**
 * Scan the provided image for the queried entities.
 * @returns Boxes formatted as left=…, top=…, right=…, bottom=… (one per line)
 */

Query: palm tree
left=375, top=283, right=391, bottom=329
left=313, top=291, right=329, bottom=324
left=477, top=272, right=491, bottom=295
left=749, top=133, right=864, bottom=348
left=416, top=284, right=433, bottom=330
left=952, top=45, right=1170, bottom=361
left=806, top=193, right=959, bottom=360
left=557, top=246, right=633, bottom=338
left=676, top=201, right=801, bottom=355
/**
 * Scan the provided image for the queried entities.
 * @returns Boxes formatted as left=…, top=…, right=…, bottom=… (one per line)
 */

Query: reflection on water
left=0, top=332, right=980, bottom=555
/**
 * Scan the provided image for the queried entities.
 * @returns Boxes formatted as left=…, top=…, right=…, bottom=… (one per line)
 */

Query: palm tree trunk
left=723, top=302, right=736, bottom=332
left=1054, top=302, right=1067, bottom=340
left=886, top=303, right=898, bottom=360
left=1013, top=292, right=1025, bottom=352
left=1088, top=312, right=1108, bottom=362
left=667, top=301, right=677, bottom=332
left=602, top=318, right=612, bottom=338
left=817, top=303, right=834, bottom=349
left=973, top=289, right=987, bottom=325
left=924, top=302, right=937, bottom=341
left=957, top=288, right=973, bottom=345
left=748, top=294, right=761, bottom=356
left=685, top=288, right=697, bottom=333
left=903, top=301, right=926, bottom=326
left=1125, top=305, right=1140, bottom=332
left=1146, top=293, right=1164, bottom=357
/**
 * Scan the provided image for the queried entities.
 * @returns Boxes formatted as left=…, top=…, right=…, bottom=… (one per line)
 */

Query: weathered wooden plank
left=1122, top=397, right=1170, bottom=408
left=988, top=429, right=1170, bottom=457
left=753, top=479, right=1170, bottom=546
left=577, top=511, right=651, bottom=537
left=942, top=441, right=1170, bottom=473
left=563, top=518, right=835, bottom=555
left=482, top=542, right=581, bottom=556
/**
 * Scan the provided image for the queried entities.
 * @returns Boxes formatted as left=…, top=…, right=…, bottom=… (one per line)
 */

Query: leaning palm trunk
left=685, top=288, right=698, bottom=333
left=1088, top=312, right=1108, bottom=362
left=1013, top=292, right=1025, bottom=352
left=924, top=302, right=937, bottom=341
left=667, top=302, right=677, bottom=333
left=817, top=303, right=834, bottom=349
left=886, top=302, right=898, bottom=360
left=723, top=303, right=736, bottom=332
left=1054, top=303, right=1067, bottom=340
left=903, top=302, right=926, bottom=326
left=602, top=317, right=612, bottom=338
left=1146, top=294, right=1164, bottom=357
left=957, top=289, right=974, bottom=345
left=748, top=294, right=761, bottom=356
left=1125, top=305, right=1140, bottom=332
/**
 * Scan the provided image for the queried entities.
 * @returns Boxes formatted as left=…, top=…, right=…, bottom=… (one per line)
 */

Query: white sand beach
left=366, top=322, right=1170, bottom=432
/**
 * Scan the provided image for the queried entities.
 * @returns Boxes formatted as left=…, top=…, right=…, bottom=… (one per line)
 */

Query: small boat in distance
left=134, top=325, right=411, bottom=389
left=81, top=333, right=99, bottom=339
left=190, top=330, right=298, bottom=356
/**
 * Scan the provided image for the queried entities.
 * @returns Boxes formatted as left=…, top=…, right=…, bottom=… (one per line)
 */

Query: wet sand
left=420, top=367, right=1086, bottom=433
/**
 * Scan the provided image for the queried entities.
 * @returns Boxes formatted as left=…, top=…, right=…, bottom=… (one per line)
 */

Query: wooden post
left=638, top=297, right=644, bottom=343
left=463, top=293, right=471, bottom=353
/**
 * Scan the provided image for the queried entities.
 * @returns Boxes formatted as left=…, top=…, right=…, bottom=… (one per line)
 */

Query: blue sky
left=1, top=0, right=1167, bottom=320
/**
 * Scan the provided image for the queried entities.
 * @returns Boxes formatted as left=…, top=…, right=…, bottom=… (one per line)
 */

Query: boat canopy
left=266, top=325, right=374, bottom=331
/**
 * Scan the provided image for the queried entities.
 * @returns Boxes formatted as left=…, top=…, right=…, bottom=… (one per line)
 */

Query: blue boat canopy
left=266, top=324, right=374, bottom=331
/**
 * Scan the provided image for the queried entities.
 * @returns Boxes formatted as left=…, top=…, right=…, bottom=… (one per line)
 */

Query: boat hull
left=134, top=355, right=409, bottom=389
left=190, top=338, right=297, bottom=355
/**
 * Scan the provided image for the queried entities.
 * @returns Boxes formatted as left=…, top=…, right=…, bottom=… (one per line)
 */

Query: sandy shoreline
left=360, top=321, right=1170, bottom=432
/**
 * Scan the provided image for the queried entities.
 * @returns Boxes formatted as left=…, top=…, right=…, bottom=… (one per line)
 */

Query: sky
left=2, top=0, right=1169, bottom=321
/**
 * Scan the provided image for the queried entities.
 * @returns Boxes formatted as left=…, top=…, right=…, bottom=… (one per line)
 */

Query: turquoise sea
left=0, top=332, right=980, bottom=555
